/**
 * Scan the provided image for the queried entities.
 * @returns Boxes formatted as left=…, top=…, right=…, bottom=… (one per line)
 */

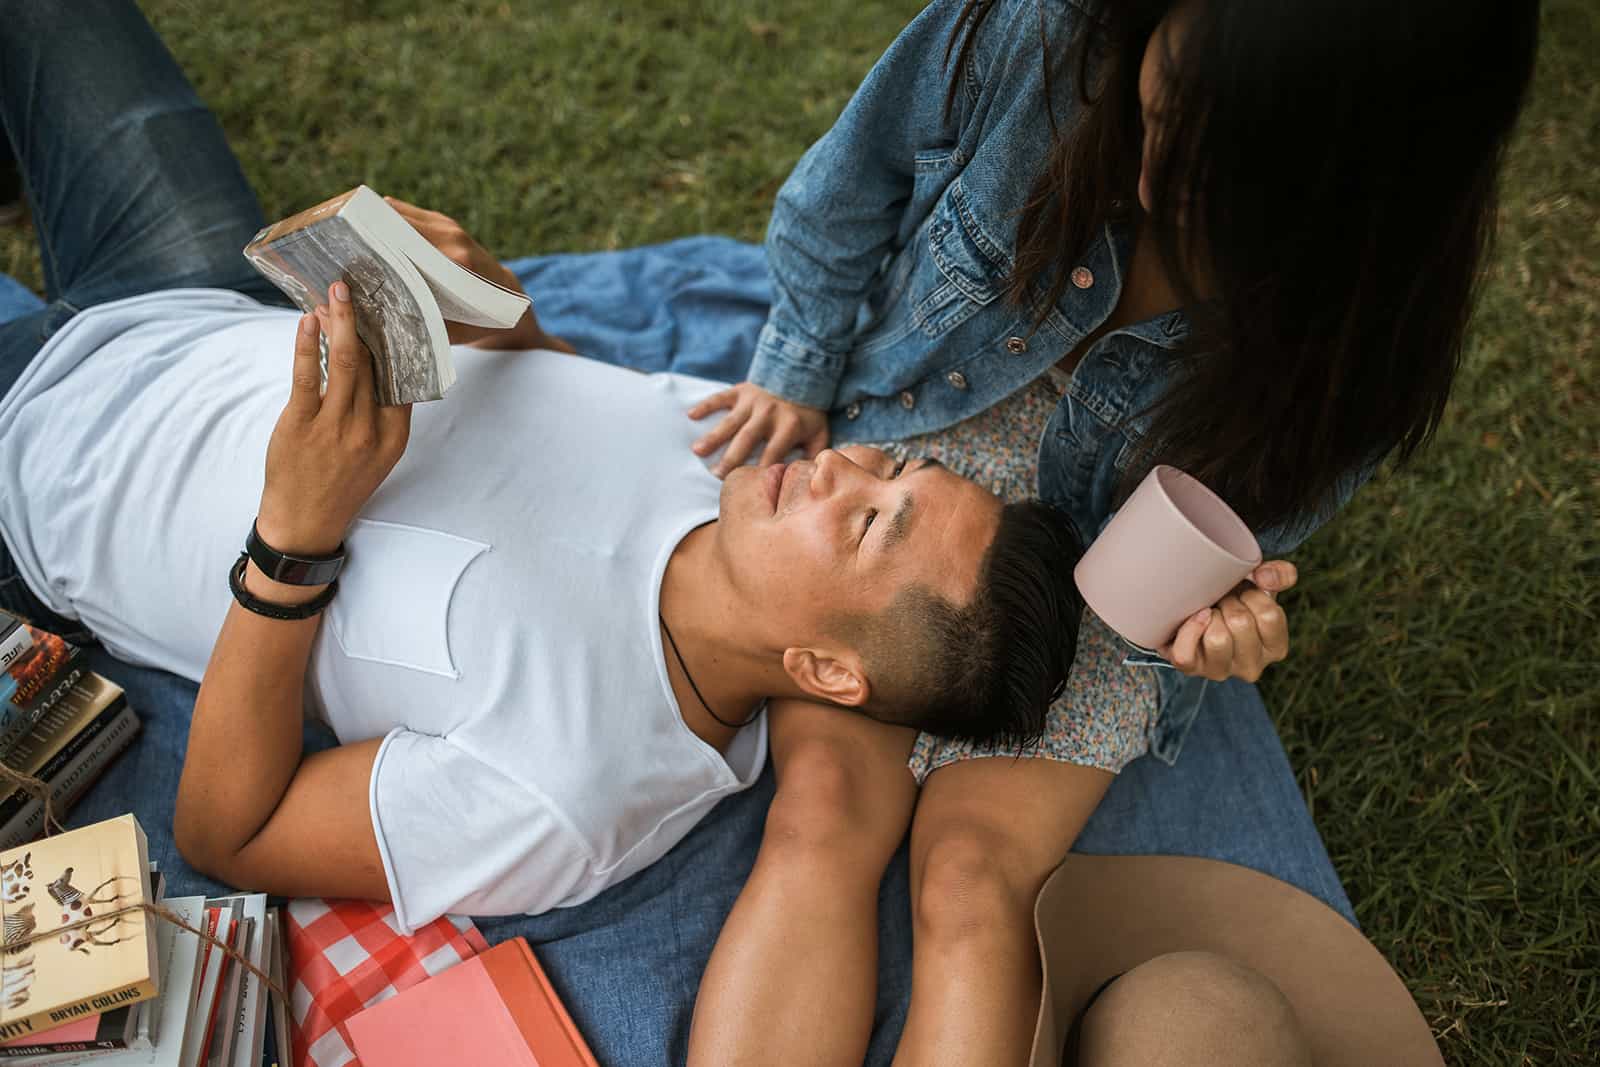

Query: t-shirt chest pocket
left=326, top=518, right=490, bottom=679
left=913, top=181, right=1010, bottom=338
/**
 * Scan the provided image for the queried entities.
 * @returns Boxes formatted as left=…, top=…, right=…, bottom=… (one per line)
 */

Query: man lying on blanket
left=0, top=209, right=1082, bottom=934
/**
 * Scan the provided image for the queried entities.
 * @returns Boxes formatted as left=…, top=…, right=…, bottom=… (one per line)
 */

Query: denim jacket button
left=946, top=371, right=968, bottom=390
left=844, top=402, right=862, bottom=420
left=1005, top=335, right=1027, bottom=354
left=1071, top=266, right=1095, bottom=289
left=899, top=391, right=916, bottom=410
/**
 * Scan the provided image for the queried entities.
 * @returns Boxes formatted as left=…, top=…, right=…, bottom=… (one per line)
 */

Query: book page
left=421, top=270, right=524, bottom=329
left=338, top=187, right=527, bottom=330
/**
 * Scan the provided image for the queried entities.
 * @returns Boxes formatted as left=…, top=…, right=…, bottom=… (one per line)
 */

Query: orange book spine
left=481, top=940, right=598, bottom=1067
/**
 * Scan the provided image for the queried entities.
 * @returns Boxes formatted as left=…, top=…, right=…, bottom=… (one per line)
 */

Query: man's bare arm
left=174, top=578, right=388, bottom=899
left=174, top=282, right=409, bottom=900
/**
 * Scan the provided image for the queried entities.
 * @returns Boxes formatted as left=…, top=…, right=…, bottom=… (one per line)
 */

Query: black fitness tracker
left=245, top=519, right=346, bottom=587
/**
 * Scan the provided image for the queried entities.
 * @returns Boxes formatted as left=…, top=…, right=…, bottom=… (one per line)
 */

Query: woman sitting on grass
left=684, top=0, right=1540, bottom=1063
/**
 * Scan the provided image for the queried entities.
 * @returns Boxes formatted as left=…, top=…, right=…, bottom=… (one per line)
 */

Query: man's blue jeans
left=0, top=3, right=1355, bottom=1064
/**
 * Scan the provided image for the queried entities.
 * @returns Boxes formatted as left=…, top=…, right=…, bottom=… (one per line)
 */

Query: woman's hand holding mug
left=1158, top=560, right=1295, bottom=683
left=1074, top=465, right=1294, bottom=685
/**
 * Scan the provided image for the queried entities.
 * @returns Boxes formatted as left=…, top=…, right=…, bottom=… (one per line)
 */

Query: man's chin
left=716, top=465, right=750, bottom=522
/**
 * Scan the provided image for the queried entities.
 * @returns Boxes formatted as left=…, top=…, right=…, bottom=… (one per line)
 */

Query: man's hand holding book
left=255, top=283, right=413, bottom=571
left=382, top=196, right=574, bottom=354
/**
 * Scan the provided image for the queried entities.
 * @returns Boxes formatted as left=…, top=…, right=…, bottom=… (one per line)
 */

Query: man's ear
left=782, top=647, right=870, bottom=708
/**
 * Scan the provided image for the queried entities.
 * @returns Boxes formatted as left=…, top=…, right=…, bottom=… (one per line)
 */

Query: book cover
left=342, top=938, right=598, bottom=1067
left=243, top=185, right=529, bottom=407
left=206, top=914, right=251, bottom=1067
left=196, top=903, right=241, bottom=1065
left=178, top=908, right=224, bottom=1067
left=21, top=895, right=206, bottom=1067
left=0, top=815, right=159, bottom=1042
left=0, top=1006, right=132, bottom=1055
left=0, top=673, right=126, bottom=826
left=284, top=901, right=489, bottom=1066
left=0, top=703, right=142, bottom=852
left=0, top=857, right=153, bottom=1055
left=264, top=908, right=288, bottom=1067
left=247, top=215, right=443, bottom=406
left=244, top=189, right=447, bottom=406
left=206, top=893, right=266, bottom=1067
left=0, top=619, right=28, bottom=675
left=0, top=614, right=84, bottom=758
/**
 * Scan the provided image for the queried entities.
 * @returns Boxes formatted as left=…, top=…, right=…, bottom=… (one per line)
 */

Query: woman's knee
left=1079, top=951, right=1312, bottom=1066
left=912, top=823, right=1046, bottom=946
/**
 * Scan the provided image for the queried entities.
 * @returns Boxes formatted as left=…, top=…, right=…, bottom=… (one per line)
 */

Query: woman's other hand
left=256, top=283, right=413, bottom=555
left=688, top=382, right=830, bottom=477
left=383, top=196, right=574, bottom=353
left=1159, top=561, right=1296, bottom=683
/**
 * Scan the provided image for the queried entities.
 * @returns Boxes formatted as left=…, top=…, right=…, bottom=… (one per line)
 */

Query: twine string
left=0, top=761, right=286, bottom=1002
left=0, top=759, right=65, bottom=838
left=1, top=900, right=287, bottom=1003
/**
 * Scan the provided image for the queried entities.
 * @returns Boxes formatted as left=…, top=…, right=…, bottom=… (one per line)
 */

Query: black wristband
left=229, top=553, right=338, bottom=620
left=246, top=519, right=346, bottom=586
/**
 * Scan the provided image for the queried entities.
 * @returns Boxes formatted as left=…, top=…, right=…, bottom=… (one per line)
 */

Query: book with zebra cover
left=9, top=895, right=208, bottom=1067
left=0, top=815, right=160, bottom=1042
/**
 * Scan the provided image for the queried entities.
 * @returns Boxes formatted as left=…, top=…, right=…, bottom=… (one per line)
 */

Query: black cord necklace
left=659, top=613, right=761, bottom=730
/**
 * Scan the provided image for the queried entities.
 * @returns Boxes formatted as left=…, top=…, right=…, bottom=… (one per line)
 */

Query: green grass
left=5, top=0, right=1596, bottom=1060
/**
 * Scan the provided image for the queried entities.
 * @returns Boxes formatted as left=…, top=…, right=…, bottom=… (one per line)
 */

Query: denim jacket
left=749, top=0, right=1370, bottom=762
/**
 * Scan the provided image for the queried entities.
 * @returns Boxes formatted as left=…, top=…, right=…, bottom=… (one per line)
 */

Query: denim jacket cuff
left=747, top=323, right=845, bottom=410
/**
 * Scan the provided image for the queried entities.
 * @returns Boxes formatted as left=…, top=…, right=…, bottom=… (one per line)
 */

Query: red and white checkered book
left=284, top=899, right=490, bottom=1067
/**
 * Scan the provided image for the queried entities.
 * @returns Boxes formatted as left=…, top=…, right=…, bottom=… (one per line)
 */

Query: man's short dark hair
left=848, top=500, right=1085, bottom=744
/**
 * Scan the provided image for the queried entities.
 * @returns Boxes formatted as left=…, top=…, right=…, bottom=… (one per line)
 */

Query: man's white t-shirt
left=0, top=289, right=768, bottom=933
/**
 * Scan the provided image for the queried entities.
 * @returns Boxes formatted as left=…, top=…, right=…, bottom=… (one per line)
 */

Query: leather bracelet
left=228, top=553, right=338, bottom=620
left=246, top=519, right=346, bottom=587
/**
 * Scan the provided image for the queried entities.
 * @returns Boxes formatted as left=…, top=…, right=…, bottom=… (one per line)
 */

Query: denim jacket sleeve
left=750, top=0, right=1045, bottom=409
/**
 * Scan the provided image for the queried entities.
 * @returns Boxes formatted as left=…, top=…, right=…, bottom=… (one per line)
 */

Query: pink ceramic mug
left=1073, top=465, right=1263, bottom=650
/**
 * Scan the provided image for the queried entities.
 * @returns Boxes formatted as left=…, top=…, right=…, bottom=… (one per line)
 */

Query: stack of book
left=0, top=817, right=289, bottom=1067
left=0, top=613, right=141, bottom=852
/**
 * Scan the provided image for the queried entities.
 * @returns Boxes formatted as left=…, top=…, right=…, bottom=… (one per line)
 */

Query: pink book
left=0, top=1014, right=116, bottom=1055
left=342, top=939, right=597, bottom=1067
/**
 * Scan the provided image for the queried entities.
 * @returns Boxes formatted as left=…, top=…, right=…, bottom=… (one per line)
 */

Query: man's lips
left=764, top=462, right=788, bottom=514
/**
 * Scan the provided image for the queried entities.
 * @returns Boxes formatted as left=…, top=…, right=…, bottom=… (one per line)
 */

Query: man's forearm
left=174, top=562, right=323, bottom=876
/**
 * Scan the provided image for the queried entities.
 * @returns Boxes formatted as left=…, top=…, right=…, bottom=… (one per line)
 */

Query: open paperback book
left=242, top=185, right=530, bottom=405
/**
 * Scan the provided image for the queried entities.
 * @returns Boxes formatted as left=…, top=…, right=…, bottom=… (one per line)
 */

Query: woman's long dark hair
left=947, top=0, right=1540, bottom=530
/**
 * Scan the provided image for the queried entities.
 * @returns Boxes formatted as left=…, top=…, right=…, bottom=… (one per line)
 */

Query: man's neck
left=658, top=523, right=786, bottom=751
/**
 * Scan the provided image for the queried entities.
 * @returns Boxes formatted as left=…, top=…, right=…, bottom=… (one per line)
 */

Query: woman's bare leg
left=891, top=757, right=1112, bottom=1067
left=687, top=701, right=917, bottom=1067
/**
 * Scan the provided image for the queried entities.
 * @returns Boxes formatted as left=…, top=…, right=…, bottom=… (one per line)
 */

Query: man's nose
left=811, top=448, right=870, bottom=498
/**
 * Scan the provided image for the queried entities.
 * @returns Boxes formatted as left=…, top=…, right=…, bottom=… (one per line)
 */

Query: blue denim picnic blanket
left=13, top=238, right=1350, bottom=1066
